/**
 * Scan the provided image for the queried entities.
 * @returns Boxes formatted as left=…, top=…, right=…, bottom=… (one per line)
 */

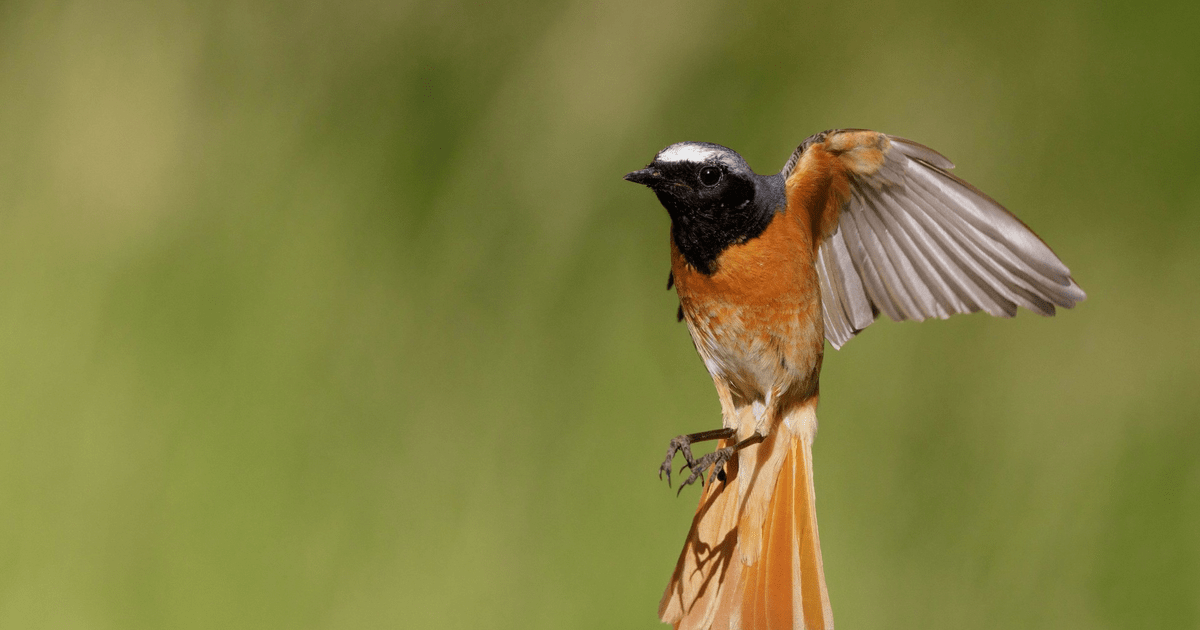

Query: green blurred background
left=1, top=0, right=1197, bottom=628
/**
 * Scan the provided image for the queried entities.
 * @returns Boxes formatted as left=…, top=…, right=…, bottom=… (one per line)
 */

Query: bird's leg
left=658, top=428, right=735, bottom=487
left=676, top=432, right=766, bottom=495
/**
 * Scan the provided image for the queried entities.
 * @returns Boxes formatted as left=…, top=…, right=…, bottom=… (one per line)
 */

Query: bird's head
left=623, top=142, right=757, bottom=220
left=625, top=142, right=783, bottom=274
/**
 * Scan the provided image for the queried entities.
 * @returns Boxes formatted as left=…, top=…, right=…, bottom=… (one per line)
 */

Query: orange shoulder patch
left=825, top=129, right=890, bottom=177
left=783, top=130, right=894, bottom=246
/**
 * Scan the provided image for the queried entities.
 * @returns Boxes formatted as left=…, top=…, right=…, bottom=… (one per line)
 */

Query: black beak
left=624, top=167, right=661, bottom=187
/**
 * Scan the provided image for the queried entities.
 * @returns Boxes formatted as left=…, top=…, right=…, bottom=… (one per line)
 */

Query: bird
left=624, top=129, right=1085, bottom=630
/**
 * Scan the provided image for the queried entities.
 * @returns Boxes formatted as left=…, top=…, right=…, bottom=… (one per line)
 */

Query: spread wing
left=783, top=130, right=1086, bottom=349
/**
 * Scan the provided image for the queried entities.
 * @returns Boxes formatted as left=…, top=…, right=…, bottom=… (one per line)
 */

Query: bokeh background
left=1, top=0, right=1198, bottom=628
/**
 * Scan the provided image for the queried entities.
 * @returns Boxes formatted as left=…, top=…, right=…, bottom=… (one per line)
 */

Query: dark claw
left=658, top=435, right=699, bottom=487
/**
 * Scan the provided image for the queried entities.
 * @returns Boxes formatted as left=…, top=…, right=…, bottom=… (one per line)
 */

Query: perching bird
left=624, top=129, right=1084, bottom=630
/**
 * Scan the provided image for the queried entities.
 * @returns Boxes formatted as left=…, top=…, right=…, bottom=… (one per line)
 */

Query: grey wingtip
left=1069, top=280, right=1087, bottom=302
left=1060, top=280, right=1087, bottom=307
left=1030, top=279, right=1086, bottom=317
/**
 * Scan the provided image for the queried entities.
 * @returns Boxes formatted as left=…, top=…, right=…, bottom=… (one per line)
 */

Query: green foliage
left=0, top=0, right=1197, bottom=628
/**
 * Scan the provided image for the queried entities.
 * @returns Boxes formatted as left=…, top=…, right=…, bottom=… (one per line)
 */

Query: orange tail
left=659, top=405, right=832, bottom=630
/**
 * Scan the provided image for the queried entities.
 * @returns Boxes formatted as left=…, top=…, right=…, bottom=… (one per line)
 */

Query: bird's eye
left=699, top=166, right=722, bottom=186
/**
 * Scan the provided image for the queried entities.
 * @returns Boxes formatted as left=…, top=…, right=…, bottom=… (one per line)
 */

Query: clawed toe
left=676, top=447, right=733, bottom=495
left=657, top=428, right=736, bottom=491
left=658, top=435, right=699, bottom=487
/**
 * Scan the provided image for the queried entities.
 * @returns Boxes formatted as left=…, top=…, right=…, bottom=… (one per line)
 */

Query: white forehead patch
left=656, top=143, right=721, bottom=164
left=655, top=142, right=742, bottom=170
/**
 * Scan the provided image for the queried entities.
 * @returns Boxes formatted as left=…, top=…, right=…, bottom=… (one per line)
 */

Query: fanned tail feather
left=660, top=404, right=832, bottom=630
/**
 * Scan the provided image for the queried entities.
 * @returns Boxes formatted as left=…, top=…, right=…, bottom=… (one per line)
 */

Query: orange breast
left=671, top=208, right=824, bottom=405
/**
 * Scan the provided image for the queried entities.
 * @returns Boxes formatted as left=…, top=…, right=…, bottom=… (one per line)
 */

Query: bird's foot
left=658, top=428, right=735, bottom=487
left=658, top=437, right=695, bottom=487
left=676, top=447, right=735, bottom=495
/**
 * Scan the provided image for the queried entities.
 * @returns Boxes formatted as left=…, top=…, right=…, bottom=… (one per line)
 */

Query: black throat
left=664, top=172, right=786, bottom=275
